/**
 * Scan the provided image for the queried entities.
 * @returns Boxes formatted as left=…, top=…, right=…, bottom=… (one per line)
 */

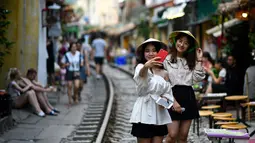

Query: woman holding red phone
left=163, top=31, right=205, bottom=143
left=130, top=38, right=174, bottom=143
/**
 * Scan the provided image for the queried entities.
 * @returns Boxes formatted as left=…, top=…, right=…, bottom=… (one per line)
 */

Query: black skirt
left=168, top=85, right=199, bottom=120
left=131, top=123, right=168, bottom=138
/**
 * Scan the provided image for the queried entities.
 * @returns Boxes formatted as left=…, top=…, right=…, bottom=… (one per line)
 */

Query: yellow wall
left=0, top=0, right=39, bottom=88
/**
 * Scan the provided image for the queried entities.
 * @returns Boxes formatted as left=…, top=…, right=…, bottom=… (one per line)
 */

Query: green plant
left=222, top=43, right=232, bottom=55
left=0, top=7, right=14, bottom=68
left=248, top=32, right=255, bottom=50
left=137, top=19, right=150, bottom=40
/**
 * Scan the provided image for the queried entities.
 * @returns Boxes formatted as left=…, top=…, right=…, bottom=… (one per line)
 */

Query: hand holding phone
left=156, top=97, right=173, bottom=109
left=156, top=49, right=168, bottom=63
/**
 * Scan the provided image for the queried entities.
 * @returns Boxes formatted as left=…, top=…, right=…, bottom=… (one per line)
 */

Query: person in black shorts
left=94, top=57, right=104, bottom=65
left=61, top=42, right=83, bottom=105
left=92, top=33, right=107, bottom=79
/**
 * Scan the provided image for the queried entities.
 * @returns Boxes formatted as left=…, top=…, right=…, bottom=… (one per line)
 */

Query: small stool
left=200, top=110, right=214, bottom=128
left=201, top=105, right=221, bottom=111
left=211, top=112, right=232, bottom=118
left=214, top=117, right=236, bottom=121
left=215, top=121, right=238, bottom=126
left=221, top=124, right=248, bottom=133
left=194, top=110, right=214, bottom=136
left=199, top=110, right=214, bottom=116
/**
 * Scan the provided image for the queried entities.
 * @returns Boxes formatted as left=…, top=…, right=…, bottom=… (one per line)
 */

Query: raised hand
left=196, top=48, right=203, bottom=61
left=144, top=57, right=162, bottom=68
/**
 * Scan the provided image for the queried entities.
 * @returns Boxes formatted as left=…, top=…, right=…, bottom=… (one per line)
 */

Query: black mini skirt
left=131, top=123, right=168, bottom=138
left=168, top=85, right=199, bottom=120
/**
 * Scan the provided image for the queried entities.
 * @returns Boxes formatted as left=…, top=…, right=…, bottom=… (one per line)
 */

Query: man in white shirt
left=92, top=33, right=107, bottom=79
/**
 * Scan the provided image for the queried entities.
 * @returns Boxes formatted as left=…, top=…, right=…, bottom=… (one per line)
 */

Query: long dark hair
left=68, top=42, right=76, bottom=51
left=169, top=33, right=197, bottom=70
left=203, top=51, right=215, bottom=65
left=136, top=42, right=165, bottom=66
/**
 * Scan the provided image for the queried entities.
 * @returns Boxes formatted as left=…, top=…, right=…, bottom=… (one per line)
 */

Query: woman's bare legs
left=79, top=80, right=84, bottom=101
left=14, top=90, right=43, bottom=113
left=137, top=138, right=152, bottom=143
left=165, top=120, right=180, bottom=143
left=73, top=79, right=80, bottom=104
left=152, top=136, right=164, bottom=143
left=42, top=93, right=54, bottom=109
left=178, top=120, right=192, bottom=143
left=67, top=81, right=73, bottom=105
left=35, top=91, right=52, bottom=113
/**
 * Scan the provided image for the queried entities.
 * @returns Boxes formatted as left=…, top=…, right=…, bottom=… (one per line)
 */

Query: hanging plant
left=0, top=7, right=14, bottom=68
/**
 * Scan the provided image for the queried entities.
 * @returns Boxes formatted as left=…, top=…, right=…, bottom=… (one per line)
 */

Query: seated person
left=205, top=59, right=227, bottom=94
left=18, top=69, right=59, bottom=116
left=6, top=68, right=45, bottom=117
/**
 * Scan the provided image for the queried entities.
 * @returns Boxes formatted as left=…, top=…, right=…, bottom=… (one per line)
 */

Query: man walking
left=92, top=33, right=107, bottom=79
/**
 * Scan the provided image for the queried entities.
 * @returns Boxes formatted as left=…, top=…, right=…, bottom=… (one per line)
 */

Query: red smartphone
left=156, top=49, right=168, bottom=62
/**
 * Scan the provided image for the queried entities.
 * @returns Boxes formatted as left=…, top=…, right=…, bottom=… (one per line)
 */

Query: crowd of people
left=6, top=32, right=107, bottom=116
left=57, top=32, right=107, bottom=106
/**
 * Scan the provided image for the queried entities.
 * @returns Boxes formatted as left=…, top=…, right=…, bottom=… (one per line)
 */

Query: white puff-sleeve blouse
left=130, top=64, right=173, bottom=125
left=163, top=55, right=206, bottom=87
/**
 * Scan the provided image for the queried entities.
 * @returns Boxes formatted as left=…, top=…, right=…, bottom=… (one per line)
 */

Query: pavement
left=0, top=76, right=95, bottom=143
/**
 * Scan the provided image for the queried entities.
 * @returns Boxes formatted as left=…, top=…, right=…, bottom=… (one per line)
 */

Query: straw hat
left=136, top=38, right=167, bottom=56
left=169, top=31, right=199, bottom=52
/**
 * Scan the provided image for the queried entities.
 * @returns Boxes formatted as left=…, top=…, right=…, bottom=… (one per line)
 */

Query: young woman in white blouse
left=130, top=38, right=175, bottom=143
left=61, top=42, right=83, bottom=106
left=163, top=31, right=205, bottom=143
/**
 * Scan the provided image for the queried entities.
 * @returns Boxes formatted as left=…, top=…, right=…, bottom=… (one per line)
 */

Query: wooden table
left=225, top=95, right=248, bottom=127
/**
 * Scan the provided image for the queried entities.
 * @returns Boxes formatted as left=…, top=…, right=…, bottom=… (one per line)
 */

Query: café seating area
left=196, top=93, right=254, bottom=142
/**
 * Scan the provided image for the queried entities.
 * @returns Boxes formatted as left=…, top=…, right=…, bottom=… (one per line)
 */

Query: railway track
left=102, top=66, right=136, bottom=143
left=61, top=64, right=137, bottom=143
left=61, top=65, right=114, bottom=143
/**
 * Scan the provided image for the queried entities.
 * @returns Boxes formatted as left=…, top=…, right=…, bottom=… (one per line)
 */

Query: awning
left=105, top=23, right=136, bottom=36
left=206, top=18, right=242, bottom=37
left=161, top=2, right=186, bottom=20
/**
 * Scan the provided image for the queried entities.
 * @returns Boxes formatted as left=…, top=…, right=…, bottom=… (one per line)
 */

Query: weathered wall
left=0, top=0, right=40, bottom=88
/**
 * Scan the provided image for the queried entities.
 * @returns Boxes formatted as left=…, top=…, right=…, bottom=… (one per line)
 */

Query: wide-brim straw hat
left=169, top=30, right=199, bottom=50
left=136, top=38, right=167, bottom=56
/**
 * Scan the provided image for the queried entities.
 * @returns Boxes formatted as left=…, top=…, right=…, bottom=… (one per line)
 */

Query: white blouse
left=130, top=64, right=173, bottom=125
left=163, top=55, right=205, bottom=86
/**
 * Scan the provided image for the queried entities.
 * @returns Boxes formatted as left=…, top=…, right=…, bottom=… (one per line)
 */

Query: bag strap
left=65, top=54, right=70, bottom=70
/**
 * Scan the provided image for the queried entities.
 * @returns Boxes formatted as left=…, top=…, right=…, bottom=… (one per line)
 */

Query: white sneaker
left=38, top=111, right=45, bottom=117
left=96, top=74, right=101, bottom=79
